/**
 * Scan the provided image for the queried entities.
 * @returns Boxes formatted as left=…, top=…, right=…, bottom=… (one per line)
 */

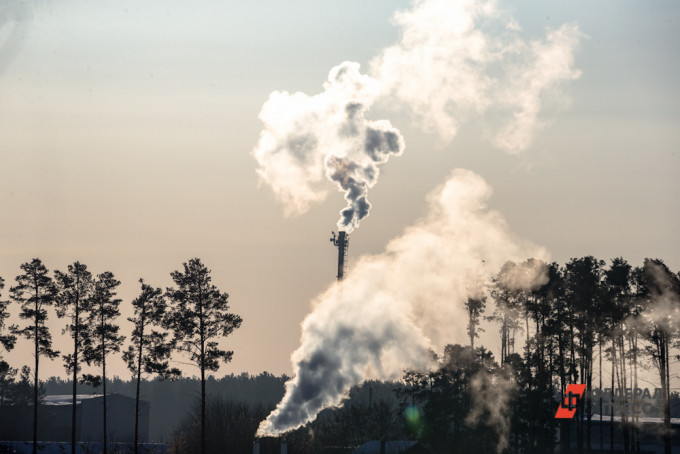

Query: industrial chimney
left=330, top=231, right=349, bottom=280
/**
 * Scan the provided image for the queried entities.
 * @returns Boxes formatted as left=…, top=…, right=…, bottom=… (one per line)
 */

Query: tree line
left=42, top=372, right=290, bottom=442
left=0, top=257, right=242, bottom=454
left=163, top=255, right=680, bottom=454
left=2, top=255, right=678, bottom=454
left=454, top=255, right=679, bottom=453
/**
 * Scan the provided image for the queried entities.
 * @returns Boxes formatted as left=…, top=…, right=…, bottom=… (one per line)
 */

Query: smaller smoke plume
left=253, top=62, right=405, bottom=232
left=639, top=259, right=680, bottom=333
left=466, top=367, right=517, bottom=454
left=0, top=0, right=33, bottom=76
left=492, top=23, right=583, bottom=153
left=257, top=169, right=548, bottom=437
left=370, top=0, right=583, bottom=152
left=497, top=258, right=549, bottom=292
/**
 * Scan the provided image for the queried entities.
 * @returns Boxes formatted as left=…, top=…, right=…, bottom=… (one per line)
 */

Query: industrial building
left=0, top=393, right=149, bottom=443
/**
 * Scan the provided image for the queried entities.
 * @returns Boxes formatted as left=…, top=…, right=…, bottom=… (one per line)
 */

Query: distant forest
left=43, top=373, right=291, bottom=441
left=1, top=255, right=680, bottom=453
left=42, top=373, right=680, bottom=441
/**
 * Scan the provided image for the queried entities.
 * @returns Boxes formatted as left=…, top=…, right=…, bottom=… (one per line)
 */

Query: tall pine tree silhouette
left=166, top=258, right=242, bottom=454
left=55, top=261, right=94, bottom=454
left=123, top=279, right=179, bottom=454
left=10, top=259, right=59, bottom=454
left=82, top=271, right=124, bottom=454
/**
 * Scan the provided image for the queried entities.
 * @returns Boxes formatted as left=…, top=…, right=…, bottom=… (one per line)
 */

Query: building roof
left=43, top=394, right=104, bottom=405
left=43, top=393, right=137, bottom=406
left=590, top=414, right=680, bottom=425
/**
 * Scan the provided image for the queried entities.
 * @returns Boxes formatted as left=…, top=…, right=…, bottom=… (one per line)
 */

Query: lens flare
left=404, top=404, right=421, bottom=429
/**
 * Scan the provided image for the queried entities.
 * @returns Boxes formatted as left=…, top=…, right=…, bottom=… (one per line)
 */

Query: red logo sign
left=555, top=384, right=586, bottom=419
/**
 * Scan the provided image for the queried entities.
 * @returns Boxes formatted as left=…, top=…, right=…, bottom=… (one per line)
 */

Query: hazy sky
left=1, top=0, right=678, bottom=381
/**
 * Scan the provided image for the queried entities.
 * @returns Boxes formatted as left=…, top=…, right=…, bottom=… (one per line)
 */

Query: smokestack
left=252, top=441, right=260, bottom=454
left=280, top=441, right=288, bottom=454
left=330, top=231, right=349, bottom=280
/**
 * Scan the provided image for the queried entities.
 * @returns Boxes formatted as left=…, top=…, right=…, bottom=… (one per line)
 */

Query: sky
left=0, top=0, right=679, bottom=384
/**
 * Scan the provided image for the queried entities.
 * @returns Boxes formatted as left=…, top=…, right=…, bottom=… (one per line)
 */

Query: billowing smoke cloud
left=0, top=0, right=33, bottom=76
left=497, top=258, right=549, bottom=292
left=371, top=0, right=583, bottom=153
left=253, top=62, right=405, bottom=232
left=254, top=0, right=582, bottom=228
left=639, top=259, right=680, bottom=332
left=255, top=0, right=582, bottom=439
left=257, top=169, right=549, bottom=436
left=466, top=367, right=517, bottom=453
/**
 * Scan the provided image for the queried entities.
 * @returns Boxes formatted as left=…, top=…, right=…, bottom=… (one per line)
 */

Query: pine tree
left=602, top=257, right=633, bottom=453
left=638, top=259, right=679, bottom=454
left=0, top=276, right=17, bottom=355
left=166, top=258, right=242, bottom=454
left=55, top=261, right=94, bottom=454
left=82, top=271, right=124, bottom=454
left=0, top=276, right=18, bottom=406
left=10, top=259, right=59, bottom=454
left=564, top=256, right=605, bottom=452
left=123, top=279, right=180, bottom=454
left=0, top=360, right=18, bottom=405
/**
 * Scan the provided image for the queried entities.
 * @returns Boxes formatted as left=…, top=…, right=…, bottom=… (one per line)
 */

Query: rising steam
left=256, top=169, right=549, bottom=436
left=639, top=259, right=680, bottom=332
left=466, top=367, right=517, bottom=453
left=371, top=0, right=583, bottom=152
left=254, top=0, right=582, bottom=229
left=255, top=0, right=582, bottom=440
left=253, top=62, right=405, bottom=232
left=496, top=258, right=549, bottom=292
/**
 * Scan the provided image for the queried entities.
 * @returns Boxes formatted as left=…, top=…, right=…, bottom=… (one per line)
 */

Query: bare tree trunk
left=610, top=339, right=615, bottom=454
left=501, top=315, right=507, bottom=365
left=134, top=362, right=141, bottom=454
left=585, top=337, right=593, bottom=452
left=134, top=303, right=145, bottom=454
left=102, top=307, right=108, bottom=454
left=558, top=329, right=567, bottom=454
left=629, top=335, right=638, bottom=454
left=617, top=334, right=629, bottom=454
left=33, top=290, right=39, bottom=454
left=470, top=316, right=475, bottom=350
left=577, top=337, right=584, bottom=454
left=662, top=337, right=671, bottom=454
left=71, top=301, right=79, bottom=454
left=599, top=338, right=603, bottom=454
left=201, top=360, right=206, bottom=454
left=199, top=290, right=206, bottom=454
left=549, top=336, right=555, bottom=454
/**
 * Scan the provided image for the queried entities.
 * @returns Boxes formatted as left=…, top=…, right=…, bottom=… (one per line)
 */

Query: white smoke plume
left=497, top=258, right=549, bottom=292
left=466, top=367, right=517, bottom=453
left=639, top=259, right=680, bottom=333
left=256, top=169, right=549, bottom=436
left=254, top=0, right=582, bottom=229
left=370, top=0, right=583, bottom=152
left=255, top=0, right=581, bottom=438
left=253, top=62, right=405, bottom=232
